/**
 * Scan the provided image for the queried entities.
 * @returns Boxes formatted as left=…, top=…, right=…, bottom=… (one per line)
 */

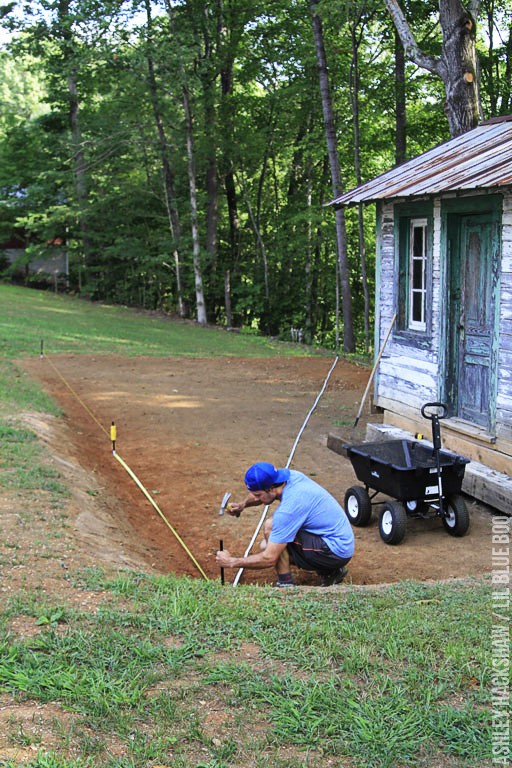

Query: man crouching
left=215, top=461, right=354, bottom=587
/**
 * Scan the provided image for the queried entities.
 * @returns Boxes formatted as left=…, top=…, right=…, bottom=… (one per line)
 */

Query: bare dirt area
left=16, top=354, right=495, bottom=588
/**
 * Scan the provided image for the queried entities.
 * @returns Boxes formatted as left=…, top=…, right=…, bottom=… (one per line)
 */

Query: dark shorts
left=287, top=530, right=352, bottom=577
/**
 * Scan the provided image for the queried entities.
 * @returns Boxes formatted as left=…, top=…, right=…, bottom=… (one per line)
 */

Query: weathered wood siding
left=375, top=200, right=440, bottom=410
left=497, top=194, right=512, bottom=442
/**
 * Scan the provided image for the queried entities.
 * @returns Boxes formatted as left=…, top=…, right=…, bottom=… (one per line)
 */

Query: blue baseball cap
left=245, top=462, right=290, bottom=491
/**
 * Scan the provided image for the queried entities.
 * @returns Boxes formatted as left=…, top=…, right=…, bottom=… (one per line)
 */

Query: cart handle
left=421, top=402, right=448, bottom=421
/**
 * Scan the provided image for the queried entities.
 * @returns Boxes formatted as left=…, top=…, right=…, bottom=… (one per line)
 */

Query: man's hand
left=226, top=501, right=244, bottom=517
left=216, top=548, right=234, bottom=567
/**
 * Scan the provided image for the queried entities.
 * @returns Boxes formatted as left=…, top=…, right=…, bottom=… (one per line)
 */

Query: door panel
left=447, top=212, right=499, bottom=431
left=458, top=218, right=494, bottom=426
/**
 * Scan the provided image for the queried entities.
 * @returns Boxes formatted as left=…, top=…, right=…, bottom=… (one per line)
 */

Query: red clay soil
left=20, top=354, right=494, bottom=588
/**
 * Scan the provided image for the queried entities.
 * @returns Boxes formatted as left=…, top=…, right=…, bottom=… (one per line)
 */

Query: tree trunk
left=304, top=153, right=313, bottom=345
left=220, top=34, right=240, bottom=308
left=205, top=152, right=218, bottom=270
left=183, top=83, right=207, bottom=325
left=224, top=270, right=232, bottom=328
left=201, top=3, right=218, bottom=275
left=384, top=0, right=482, bottom=137
left=394, top=28, right=406, bottom=164
left=57, top=0, right=93, bottom=271
left=440, top=0, right=482, bottom=135
left=68, top=69, right=94, bottom=268
left=237, top=169, right=270, bottom=306
left=165, top=0, right=206, bottom=324
left=503, top=19, right=512, bottom=113
left=144, top=0, right=185, bottom=317
left=224, top=168, right=239, bottom=253
left=310, top=0, right=354, bottom=353
left=349, top=17, right=370, bottom=354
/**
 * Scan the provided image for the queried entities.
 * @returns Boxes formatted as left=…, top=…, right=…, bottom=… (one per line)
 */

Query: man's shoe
left=320, top=565, right=348, bottom=587
left=275, top=579, right=296, bottom=588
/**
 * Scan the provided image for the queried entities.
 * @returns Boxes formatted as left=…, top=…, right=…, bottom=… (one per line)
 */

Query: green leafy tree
left=1, top=0, right=511, bottom=349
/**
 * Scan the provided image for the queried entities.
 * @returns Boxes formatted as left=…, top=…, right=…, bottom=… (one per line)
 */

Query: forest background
left=0, top=0, right=511, bottom=352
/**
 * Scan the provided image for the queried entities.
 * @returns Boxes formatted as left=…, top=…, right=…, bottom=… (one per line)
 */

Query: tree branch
left=467, top=1, right=481, bottom=18
left=383, top=0, right=444, bottom=77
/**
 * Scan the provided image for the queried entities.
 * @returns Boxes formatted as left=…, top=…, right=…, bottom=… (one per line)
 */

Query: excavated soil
left=17, top=354, right=495, bottom=588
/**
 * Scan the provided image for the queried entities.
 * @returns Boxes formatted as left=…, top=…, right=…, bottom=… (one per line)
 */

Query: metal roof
left=330, top=115, right=512, bottom=206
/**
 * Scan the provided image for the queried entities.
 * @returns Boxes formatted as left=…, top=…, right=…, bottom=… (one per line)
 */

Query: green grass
left=0, top=423, right=67, bottom=495
left=0, top=573, right=494, bottom=767
left=0, top=284, right=498, bottom=767
left=0, top=283, right=319, bottom=359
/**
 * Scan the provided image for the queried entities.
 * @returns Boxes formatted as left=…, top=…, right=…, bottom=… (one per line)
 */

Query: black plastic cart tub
left=346, top=439, right=469, bottom=502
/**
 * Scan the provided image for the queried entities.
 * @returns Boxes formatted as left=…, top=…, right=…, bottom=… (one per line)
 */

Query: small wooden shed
left=332, top=115, right=512, bottom=514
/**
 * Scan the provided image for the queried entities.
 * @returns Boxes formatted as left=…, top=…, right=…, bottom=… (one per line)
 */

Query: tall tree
left=50, top=0, right=95, bottom=270
left=164, top=0, right=208, bottom=324
left=183, top=79, right=207, bottom=325
left=479, top=0, right=512, bottom=115
left=384, top=0, right=483, bottom=136
left=348, top=3, right=373, bottom=352
left=394, top=28, right=407, bottom=163
left=310, top=0, right=354, bottom=352
left=143, top=0, right=185, bottom=316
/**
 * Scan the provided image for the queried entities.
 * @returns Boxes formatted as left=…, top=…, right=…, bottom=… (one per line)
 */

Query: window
left=408, top=218, right=427, bottom=331
left=396, top=205, right=432, bottom=338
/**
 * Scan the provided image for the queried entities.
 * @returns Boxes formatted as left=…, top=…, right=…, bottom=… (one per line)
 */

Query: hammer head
left=218, top=491, right=232, bottom=516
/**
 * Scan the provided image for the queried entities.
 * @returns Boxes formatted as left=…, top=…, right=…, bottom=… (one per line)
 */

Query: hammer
left=218, top=491, right=232, bottom=516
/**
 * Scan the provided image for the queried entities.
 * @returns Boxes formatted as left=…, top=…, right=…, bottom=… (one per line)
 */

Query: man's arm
left=216, top=541, right=286, bottom=569
left=227, top=493, right=264, bottom=516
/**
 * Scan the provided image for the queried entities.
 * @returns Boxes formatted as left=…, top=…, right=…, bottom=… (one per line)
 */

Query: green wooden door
left=447, top=212, right=500, bottom=430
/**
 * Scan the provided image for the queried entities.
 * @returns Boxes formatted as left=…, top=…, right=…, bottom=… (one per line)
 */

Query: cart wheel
left=379, top=501, right=407, bottom=544
left=442, top=494, right=470, bottom=537
left=344, top=486, right=372, bottom=527
left=405, top=499, right=427, bottom=515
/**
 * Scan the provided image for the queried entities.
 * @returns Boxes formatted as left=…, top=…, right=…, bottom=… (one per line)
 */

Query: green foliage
left=7, top=0, right=505, bottom=349
left=477, top=0, right=512, bottom=115
left=1, top=0, right=506, bottom=349
left=0, top=50, right=48, bottom=134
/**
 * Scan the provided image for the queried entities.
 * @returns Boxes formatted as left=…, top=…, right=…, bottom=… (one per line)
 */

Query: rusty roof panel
left=331, top=118, right=512, bottom=206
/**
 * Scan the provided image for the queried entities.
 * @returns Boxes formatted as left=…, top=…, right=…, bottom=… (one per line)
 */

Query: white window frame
left=408, top=218, right=428, bottom=331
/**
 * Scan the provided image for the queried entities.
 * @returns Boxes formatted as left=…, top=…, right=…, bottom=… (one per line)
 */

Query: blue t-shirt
left=268, top=470, right=354, bottom=559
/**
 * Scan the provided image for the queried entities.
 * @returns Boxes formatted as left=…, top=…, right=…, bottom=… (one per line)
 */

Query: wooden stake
left=352, top=312, right=397, bottom=438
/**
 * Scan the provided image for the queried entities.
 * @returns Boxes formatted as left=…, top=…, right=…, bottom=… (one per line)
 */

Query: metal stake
left=219, top=539, right=225, bottom=585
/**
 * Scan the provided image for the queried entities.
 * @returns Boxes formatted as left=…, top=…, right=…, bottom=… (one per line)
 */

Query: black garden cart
left=343, top=403, right=471, bottom=544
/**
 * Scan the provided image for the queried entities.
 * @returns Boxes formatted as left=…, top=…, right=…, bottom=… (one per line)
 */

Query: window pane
left=412, top=226, right=424, bottom=256
left=408, top=219, right=427, bottom=331
left=412, top=291, right=423, bottom=323
left=412, top=257, right=423, bottom=288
